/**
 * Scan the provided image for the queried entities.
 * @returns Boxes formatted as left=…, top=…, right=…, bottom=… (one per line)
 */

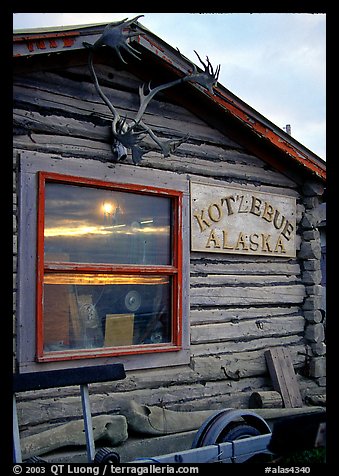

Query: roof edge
left=13, top=20, right=326, bottom=182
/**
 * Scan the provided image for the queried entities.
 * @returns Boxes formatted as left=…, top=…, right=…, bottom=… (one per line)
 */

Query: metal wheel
left=192, top=408, right=271, bottom=448
left=94, top=447, right=120, bottom=464
left=218, top=423, right=261, bottom=442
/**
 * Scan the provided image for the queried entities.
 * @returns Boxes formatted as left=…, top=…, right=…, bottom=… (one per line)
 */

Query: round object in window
left=125, top=290, right=141, bottom=312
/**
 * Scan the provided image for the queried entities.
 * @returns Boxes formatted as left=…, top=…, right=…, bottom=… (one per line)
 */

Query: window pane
left=43, top=274, right=172, bottom=352
left=44, top=183, right=172, bottom=265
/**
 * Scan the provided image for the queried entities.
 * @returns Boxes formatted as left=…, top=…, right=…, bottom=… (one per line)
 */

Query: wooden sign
left=190, top=181, right=296, bottom=257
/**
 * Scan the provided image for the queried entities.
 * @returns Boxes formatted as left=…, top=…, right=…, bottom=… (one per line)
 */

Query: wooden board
left=264, top=347, right=303, bottom=408
left=104, top=314, right=135, bottom=347
left=43, top=285, right=70, bottom=347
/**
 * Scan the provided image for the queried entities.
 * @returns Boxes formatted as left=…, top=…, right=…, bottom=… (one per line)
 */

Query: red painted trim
left=13, top=31, right=80, bottom=42
left=45, top=263, right=178, bottom=274
left=137, top=33, right=326, bottom=181
left=13, top=27, right=325, bottom=180
left=36, top=172, right=46, bottom=359
left=208, top=88, right=326, bottom=181
left=172, top=193, right=183, bottom=346
left=40, top=171, right=183, bottom=198
left=36, top=342, right=181, bottom=363
left=36, top=172, right=184, bottom=362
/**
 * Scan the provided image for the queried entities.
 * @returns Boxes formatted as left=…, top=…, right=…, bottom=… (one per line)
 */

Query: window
left=36, top=172, right=183, bottom=362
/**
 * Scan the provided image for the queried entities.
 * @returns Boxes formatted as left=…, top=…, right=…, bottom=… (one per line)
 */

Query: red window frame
left=36, top=172, right=183, bottom=362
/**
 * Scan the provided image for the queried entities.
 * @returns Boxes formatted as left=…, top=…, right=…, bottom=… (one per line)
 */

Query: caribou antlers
left=84, top=16, right=220, bottom=164
left=84, top=15, right=145, bottom=64
left=188, top=51, right=220, bottom=94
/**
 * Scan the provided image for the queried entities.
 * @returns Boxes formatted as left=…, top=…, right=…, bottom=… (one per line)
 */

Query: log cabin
left=13, top=16, right=326, bottom=460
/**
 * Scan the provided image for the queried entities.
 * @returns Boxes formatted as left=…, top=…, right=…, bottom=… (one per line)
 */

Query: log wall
left=13, top=61, right=325, bottom=437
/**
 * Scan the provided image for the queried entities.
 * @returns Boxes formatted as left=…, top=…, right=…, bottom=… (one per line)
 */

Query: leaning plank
left=264, top=347, right=303, bottom=408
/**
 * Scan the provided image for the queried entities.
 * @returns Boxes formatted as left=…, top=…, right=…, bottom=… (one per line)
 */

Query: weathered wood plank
left=15, top=342, right=305, bottom=404
left=190, top=284, right=305, bottom=307
left=13, top=83, right=244, bottom=151
left=13, top=131, right=296, bottom=187
left=14, top=69, right=212, bottom=128
left=142, top=153, right=296, bottom=187
left=12, top=109, right=279, bottom=176
left=13, top=100, right=286, bottom=180
left=19, top=373, right=323, bottom=436
left=13, top=134, right=114, bottom=161
left=191, top=334, right=303, bottom=357
left=18, top=150, right=190, bottom=193
left=16, top=376, right=270, bottom=428
left=190, top=274, right=298, bottom=287
left=190, top=344, right=305, bottom=380
left=191, top=315, right=305, bottom=344
left=190, top=260, right=301, bottom=276
left=190, top=306, right=300, bottom=325
left=265, top=347, right=303, bottom=408
left=13, top=78, right=299, bottom=187
left=13, top=108, right=110, bottom=141
left=15, top=341, right=306, bottom=404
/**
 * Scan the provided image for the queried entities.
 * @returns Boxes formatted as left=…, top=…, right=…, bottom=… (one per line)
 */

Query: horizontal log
left=16, top=342, right=306, bottom=403
left=18, top=372, right=324, bottom=435
left=12, top=80, right=298, bottom=187
left=13, top=134, right=114, bottom=161
left=191, top=345, right=305, bottom=380
left=142, top=153, right=295, bottom=187
left=190, top=260, right=301, bottom=276
left=18, top=150, right=190, bottom=193
left=13, top=108, right=109, bottom=142
left=190, top=306, right=300, bottom=325
left=14, top=132, right=296, bottom=188
left=13, top=113, right=283, bottom=182
left=191, top=315, right=305, bottom=344
left=191, top=334, right=304, bottom=357
left=14, top=69, right=209, bottom=128
left=190, top=274, right=298, bottom=287
left=17, top=376, right=269, bottom=428
left=14, top=69, right=254, bottom=152
left=190, top=285, right=305, bottom=307
left=13, top=83, right=243, bottom=151
left=13, top=103, right=292, bottom=184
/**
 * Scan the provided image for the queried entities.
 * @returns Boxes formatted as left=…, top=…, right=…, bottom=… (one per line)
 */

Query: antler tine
left=124, top=14, right=144, bottom=27
left=121, top=42, right=142, bottom=61
left=86, top=48, right=120, bottom=124
left=193, top=50, right=206, bottom=70
left=215, top=64, right=221, bottom=81
left=138, top=81, right=152, bottom=101
left=135, top=77, right=182, bottom=124
left=205, top=55, right=214, bottom=74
